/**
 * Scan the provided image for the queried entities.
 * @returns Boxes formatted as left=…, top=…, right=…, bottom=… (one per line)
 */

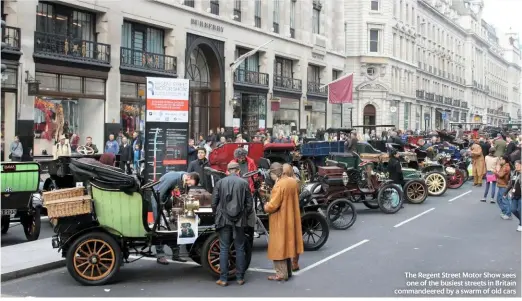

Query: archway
left=185, top=39, right=223, bottom=140
left=363, top=104, right=376, bottom=126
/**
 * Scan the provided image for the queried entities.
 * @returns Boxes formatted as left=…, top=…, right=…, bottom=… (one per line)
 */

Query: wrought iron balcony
left=425, top=93, right=435, bottom=101
left=34, top=31, right=110, bottom=65
left=2, top=25, right=21, bottom=53
left=273, top=75, right=302, bottom=92
left=234, top=69, right=269, bottom=87
left=120, top=47, right=177, bottom=74
left=307, top=81, right=327, bottom=95
left=444, top=97, right=452, bottom=105
left=435, top=95, right=444, bottom=103
left=461, top=101, right=468, bottom=108
left=453, top=99, right=460, bottom=107
left=416, top=90, right=425, bottom=99
left=487, top=108, right=494, bottom=114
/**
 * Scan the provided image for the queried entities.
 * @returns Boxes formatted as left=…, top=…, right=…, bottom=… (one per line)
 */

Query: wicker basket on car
left=43, top=187, right=92, bottom=218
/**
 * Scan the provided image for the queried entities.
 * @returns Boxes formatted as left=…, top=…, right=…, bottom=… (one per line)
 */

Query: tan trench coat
left=470, top=143, right=486, bottom=178
left=265, top=176, right=304, bottom=261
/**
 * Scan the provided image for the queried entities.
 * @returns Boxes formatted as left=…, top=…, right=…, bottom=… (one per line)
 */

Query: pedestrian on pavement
left=505, top=135, right=517, bottom=158
left=482, top=148, right=498, bottom=203
left=282, top=163, right=303, bottom=272
left=131, top=131, right=142, bottom=150
left=494, top=134, right=507, bottom=157
left=133, top=143, right=142, bottom=173
left=104, top=134, right=119, bottom=155
left=470, top=141, right=486, bottom=187
left=479, top=137, right=490, bottom=158
left=187, top=147, right=211, bottom=192
left=9, top=135, right=23, bottom=161
left=264, top=163, right=304, bottom=281
left=495, top=155, right=512, bottom=219
left=506, top=160, right=521, bottom=231
left=211, top=162, right=254, bottom=287
left=153, top=171, right=200, bottom=265
left=187, top=139, right=197, bottom=162
left=119, top=137, right=133, bottom=174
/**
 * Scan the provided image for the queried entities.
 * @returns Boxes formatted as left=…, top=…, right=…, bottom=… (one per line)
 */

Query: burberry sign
left=190, top=18, right=224, bottom=33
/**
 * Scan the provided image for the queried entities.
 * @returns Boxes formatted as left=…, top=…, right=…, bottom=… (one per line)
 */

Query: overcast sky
left=482, top=0, right=521, bottom=39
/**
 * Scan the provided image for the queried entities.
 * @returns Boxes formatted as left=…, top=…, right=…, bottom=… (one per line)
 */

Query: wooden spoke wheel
left=404, top=179, right=428, bottom=204
left=201, top=232, right=252, bottom=280
left=424, top=172, right=448, bottom=196
left=301, top=159, right=317, bottom=182
left=301, top=211, right=329, bottom=251
left=66, top=232, right=122, bottom=286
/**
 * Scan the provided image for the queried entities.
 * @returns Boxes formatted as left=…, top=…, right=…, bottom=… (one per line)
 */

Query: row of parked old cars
left=0, top=127, right=473, bottom=286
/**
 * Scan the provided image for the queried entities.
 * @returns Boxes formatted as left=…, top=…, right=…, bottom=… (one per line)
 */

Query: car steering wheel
left=77, top=145, right=94, bottom=155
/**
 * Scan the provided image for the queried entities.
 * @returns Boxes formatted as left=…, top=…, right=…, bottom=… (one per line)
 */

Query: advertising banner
left=145, top=78, right=190, bottom=181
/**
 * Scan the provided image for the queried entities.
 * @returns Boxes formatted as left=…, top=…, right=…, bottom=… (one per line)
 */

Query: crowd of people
left=468, top=133, right=522, bottom=231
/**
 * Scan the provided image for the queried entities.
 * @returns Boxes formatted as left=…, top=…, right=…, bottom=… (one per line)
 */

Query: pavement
left=1, top=183, right=521, bottom=297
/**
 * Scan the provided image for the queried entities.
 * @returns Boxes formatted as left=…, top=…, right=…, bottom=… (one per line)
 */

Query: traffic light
left=1, top=20, right=7, bottom=73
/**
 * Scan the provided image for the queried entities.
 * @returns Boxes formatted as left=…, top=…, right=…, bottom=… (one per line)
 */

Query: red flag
left=328, top=73, right=353, bottom=104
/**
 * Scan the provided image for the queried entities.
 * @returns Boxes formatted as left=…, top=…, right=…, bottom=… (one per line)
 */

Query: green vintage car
left=329, top=145, right=428, bottom=204
left=1, top=162, right=42, bottom=241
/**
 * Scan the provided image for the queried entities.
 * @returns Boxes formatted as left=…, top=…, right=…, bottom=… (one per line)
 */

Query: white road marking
left=393, top=208, right=435, bottom=228
left=130, top=256, right=275, bottom=274
left=447, top=190, right=472, bottom=202
left=293, top=239, right=370, bottom=275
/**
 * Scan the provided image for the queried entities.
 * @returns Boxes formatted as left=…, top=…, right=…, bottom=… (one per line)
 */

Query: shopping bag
left=467, top=163, right=473, bottom=176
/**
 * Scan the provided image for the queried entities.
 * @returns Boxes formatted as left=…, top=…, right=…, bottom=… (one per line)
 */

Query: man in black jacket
left=387, top=149, right=405, bottom=209
left=211, top=162, right=254, bottom=286
left=505, top=160, right=521, bottom=232
left=506, top=135, right=517, bottom=157
left=119, top=137, right=133, bottom=174
left=187, top=147, right=212, bottom=192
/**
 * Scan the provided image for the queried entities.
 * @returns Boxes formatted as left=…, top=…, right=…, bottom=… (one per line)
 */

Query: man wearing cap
left=53, top=135, right=71, bottom=159
left=212, top=161, right=254, bottom=286
left=230, top=148, right=257, bottom=193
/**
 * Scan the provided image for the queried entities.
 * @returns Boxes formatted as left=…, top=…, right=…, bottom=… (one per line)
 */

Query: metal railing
left=2, top=25, right=20, bottom=51
left=34, top=31, right=110, bottom=64
left=120, top=47, right=177, bottom=74
left=461, top=101, right=468, bottom=108
left=416, top=90, right=425, bottom=99
left=234, top=69, right=269, bottom=86
left=307, top=81, right=327, bottom=95
left=273, top=75, right=302, bottom=92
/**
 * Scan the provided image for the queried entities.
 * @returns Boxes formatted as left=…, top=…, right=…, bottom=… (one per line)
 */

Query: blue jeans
left=484, top=177, right=496, bottom=199
left=511, top=197, right=521, bottom=226
left=218, top=225, right=246, bottom=282
left=497, top=187, right=511, bottom=216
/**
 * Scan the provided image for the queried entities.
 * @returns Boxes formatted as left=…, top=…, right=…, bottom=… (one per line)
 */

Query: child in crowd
left=133, top=143, right=141, bottom=173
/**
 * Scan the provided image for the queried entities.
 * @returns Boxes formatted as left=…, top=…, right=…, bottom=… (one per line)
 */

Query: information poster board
left=145, top=78, right=190, bottom=181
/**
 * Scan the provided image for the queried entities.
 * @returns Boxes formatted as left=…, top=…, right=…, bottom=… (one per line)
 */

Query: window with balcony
left=307, top=65, right=326, bottom=95
left=183, top=0, right=194, bottom=7
left=313, top=1, right=321, bottom=34
left=273, top=0, right=280, bottom=34
left=234, top=0, right=241, bottom=22
left=290, top=0, right=296, bottom=38
left=369, top=29, right=380, bottom=53
left=210, top=0, right=219, bottom=15
left=234, top=47, right=268, bottom=86
left=371, top=0, right=379, bottom=11
left=274, top=57, right=300, bottom=91
left=35, top=2, right=109, bottom=64
left=121, top=22, right=176, bottom=74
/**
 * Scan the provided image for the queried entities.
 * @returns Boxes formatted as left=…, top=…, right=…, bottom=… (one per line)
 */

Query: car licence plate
left=1, top=209, right=17, bottom=216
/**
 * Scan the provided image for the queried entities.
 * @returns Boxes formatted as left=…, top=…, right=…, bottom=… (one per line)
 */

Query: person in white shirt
left=54, top=135, right=71, bottom=159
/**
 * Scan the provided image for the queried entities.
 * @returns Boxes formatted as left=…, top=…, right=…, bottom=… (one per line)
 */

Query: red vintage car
left=209, top=142, right=265, bottom=172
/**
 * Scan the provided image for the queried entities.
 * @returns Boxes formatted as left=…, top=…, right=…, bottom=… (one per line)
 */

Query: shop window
left=33, top=97, right=104, bottom=156
left=85, top=78, right=105, bottom=95
left=120, top=82, right=146, bottom=140
left=237, top=94, right=267, bottom=137
left=332, top=104, right=342, bottom=128
left=36, top=72, right=59, bottom=91
left=307, top=100, right=326, bottom=136
left=36, top=2, right=95, bottom=41
left=60, top=75, right=82, bottom=93
left=272, top=98, right=299, bottom=137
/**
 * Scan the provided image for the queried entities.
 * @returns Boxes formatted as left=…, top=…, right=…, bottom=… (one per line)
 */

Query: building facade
left=1, top=0, right=345, bottom=161
left=344, top=0, right=521, bottom=131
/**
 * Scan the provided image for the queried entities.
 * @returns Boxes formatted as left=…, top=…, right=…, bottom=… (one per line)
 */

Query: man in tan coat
left=264, top=163, right=304, bottom=281
left=470, top=141, right=486, bottom=187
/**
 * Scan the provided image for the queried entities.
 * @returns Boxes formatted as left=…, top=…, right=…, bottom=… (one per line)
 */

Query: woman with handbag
left=9, top=136, right=23, bottom=161
left=482, top=148, right=499, bottom=203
